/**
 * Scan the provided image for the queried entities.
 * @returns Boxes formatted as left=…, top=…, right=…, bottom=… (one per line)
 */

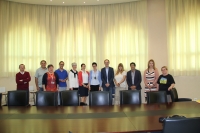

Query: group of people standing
left=15, top=59, right=175, bottom=105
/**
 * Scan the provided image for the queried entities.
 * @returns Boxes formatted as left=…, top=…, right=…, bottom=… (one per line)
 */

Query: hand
left=19, top=80, right=23, bottom=82
left=131, top=86, right=136, bottom=90
left=99, top=87, right=101, bottom=91
left=117, top=83, right=120, bottom=87
left=168, top=86, right=172, bottom=91
left=88, top=86, right=91, bottom=90
left=105, top=83, right=110, bottom=87
left=37, top=87, right=40, bottom=91
left=24, top=82, right=27, bottom=84
left=70, top=88, right=73, bottom=90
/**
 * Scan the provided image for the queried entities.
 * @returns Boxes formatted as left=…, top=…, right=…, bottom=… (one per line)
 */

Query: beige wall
left=147, top=0, right=200, bottom=101
left=0, top=0, right=200, bottom=103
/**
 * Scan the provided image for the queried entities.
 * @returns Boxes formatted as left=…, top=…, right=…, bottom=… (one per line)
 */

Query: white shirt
left=91, top=70, right=100, bottom=85
left=82, top=71, right=89, bottom=83
left=114, top=71, right=127, bottom=88
left=20, top=71, right=25, bottom=75
left=68, top=70, right=79, bottom=88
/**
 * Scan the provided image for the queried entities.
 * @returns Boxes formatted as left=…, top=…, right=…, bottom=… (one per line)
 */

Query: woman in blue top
left=89, top=62, right=102, bottom=91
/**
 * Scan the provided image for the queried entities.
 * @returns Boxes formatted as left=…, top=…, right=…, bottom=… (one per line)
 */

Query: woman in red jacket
left=78, top=63, right=90, bottom=106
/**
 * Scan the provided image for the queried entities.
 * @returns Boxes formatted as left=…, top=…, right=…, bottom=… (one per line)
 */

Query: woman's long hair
left=147, top=59, right=156, bottom=70
left=115, top=63, right=125, bottom=75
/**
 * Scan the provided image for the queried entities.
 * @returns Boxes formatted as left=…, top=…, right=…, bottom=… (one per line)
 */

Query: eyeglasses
left=60, top=64, right=64, bottom=65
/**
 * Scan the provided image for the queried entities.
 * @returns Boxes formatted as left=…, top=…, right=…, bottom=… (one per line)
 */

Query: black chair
left=89, top=91, right=110, bottom=106
left=7, top=90, right=29, bottom=106
left=120, top=90, right=141, bottom=105
left=147, top=91, right=167, bottom=104
left=170, top=88, right=192, bottom=102
left=36, top=91, right=57, bottom=106
left=60, top=90, right=79, bottom=106
left=0, top=93, right=2, bottom=106
left=162, top=117, right=200, bottom=133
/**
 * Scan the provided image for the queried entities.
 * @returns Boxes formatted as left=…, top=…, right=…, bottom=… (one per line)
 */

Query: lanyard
left=49, top=73, right=54, bottom=80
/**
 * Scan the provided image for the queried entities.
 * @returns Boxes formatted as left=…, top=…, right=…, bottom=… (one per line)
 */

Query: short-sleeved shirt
left=35, top=67, right=48, bottom=87
left=157, top=74, right=175, bottom=94
left=55, top=69, right=68, bottom=87
left=114, top=71, right=127, bottom=88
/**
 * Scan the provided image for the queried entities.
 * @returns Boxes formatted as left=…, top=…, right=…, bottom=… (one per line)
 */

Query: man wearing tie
left=101, top=59, right=114, bottom=105
left=126, top=62, right=142, bottom=90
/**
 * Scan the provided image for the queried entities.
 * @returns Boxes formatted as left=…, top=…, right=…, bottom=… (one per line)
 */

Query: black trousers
left=90, top=85, right=100, bottom=92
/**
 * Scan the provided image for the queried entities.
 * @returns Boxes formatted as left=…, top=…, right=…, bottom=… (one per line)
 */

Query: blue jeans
left=103, top=86, right=114, bottom=105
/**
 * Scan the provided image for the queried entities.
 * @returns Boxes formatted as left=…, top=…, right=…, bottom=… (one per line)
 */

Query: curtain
left=0, top=0, right=148, bottom=77
left=166, top=0, right=200, bottom=76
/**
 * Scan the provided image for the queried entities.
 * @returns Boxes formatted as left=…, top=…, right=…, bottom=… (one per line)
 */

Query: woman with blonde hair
left=143, top=59, right=159, bottom=101
left=114, top=63, right=127, bottom=105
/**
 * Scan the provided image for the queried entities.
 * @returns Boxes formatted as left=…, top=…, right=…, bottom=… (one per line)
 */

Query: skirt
left=79, top=84, right=89, bottom=97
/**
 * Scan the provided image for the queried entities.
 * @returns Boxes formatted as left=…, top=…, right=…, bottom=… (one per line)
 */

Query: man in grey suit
left=126, top=62, right=142, bottom=90
left=101, top=59, right=114, bottom=105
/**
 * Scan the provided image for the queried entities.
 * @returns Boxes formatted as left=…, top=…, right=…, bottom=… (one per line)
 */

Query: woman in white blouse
left=78, top=63, right=90, bottom=106
left=114, top=63, right=127, bottom=105
left=68, top=62, right=79, bottom=90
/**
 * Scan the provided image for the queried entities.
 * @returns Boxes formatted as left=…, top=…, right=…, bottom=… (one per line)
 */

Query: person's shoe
left=84, top=103, right=87, bottom=106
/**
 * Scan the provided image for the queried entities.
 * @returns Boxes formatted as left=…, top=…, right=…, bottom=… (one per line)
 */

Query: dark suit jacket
left=101, top=67, right=114, bottom=88
left=126, top=69, right=142, bottom=90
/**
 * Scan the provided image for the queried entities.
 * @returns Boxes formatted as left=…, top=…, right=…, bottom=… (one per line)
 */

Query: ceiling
left=7, top=0, right=140, bottom=6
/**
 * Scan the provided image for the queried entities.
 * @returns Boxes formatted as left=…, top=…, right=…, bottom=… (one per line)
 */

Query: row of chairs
left=0, top=88, right=192, bottom=106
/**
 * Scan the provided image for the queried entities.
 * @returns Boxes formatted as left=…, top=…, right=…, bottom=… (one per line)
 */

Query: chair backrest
left=120, top=90, right=141, bottom=105
left=147, top=91, right=167, bottom=104
left=29, top=86, right=34, bottom=92
left=7, top=90, right=29, bottom=106
left=36, top=91, right=57, bottom=106
left=89, top=91, right=110, bottom=106
left=170, top=88, right=178, bottom=102
left=0, top=93, right=2, bottom=106
left=60, top=90, right=79, bottom=106
left=163, top=117, right=200, bottom=133
left=0, top=87, right=6, bottom=93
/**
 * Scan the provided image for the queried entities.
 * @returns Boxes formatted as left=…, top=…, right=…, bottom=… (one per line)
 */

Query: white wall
left=0, top=0, right=200, bottom=103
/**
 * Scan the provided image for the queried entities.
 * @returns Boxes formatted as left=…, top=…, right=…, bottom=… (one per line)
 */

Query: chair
left=60, top=90, right=79, bottom=106
left=7, top=90, right=29, bottom=106
left=170, top=88, right=192, bottom=102
left=146, top=91, right=167, bottom=104
left=162, top=117, right=200, bottom=133
left=29, top=86, right=36, bottom=104
left=0, top=87, right=7, bottom=104
left=120, top=90, right=141, bottom=105
left=36, top=91, right=57, bottom=106
left=89, top=91, right=110, bottom=106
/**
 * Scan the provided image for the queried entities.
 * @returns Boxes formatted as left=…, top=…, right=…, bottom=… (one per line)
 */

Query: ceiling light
left=84, top=2, right=85, bottom=3
left=63, top=2, right=64, bottom=3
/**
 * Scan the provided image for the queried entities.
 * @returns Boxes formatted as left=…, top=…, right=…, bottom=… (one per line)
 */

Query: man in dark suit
left=126, top=62, right=142, bottom=90
left=101, top=59, right=114, bottom=105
